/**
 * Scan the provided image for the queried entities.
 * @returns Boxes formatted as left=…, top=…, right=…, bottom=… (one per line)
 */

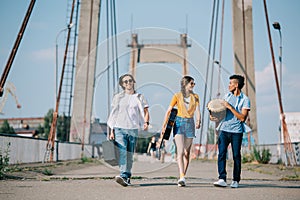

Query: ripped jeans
left=114, top=128, right=138, bottom=179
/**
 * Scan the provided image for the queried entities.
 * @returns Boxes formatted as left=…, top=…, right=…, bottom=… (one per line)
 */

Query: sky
left=0, top=0, right=300, bottom=145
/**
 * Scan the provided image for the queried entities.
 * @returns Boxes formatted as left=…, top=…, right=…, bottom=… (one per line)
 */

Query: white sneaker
left=230, top=181, right=239, bottom=188
left=177, top=177, right=186, bottom=187
left=213, top=179, right=227, bottom=187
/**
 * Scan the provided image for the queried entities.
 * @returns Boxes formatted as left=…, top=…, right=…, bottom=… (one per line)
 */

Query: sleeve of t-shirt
left=194, top=94, right=200, bottom=107
left=169, top=94, right=178, bottom=107
left=140, top=94, right=149, bottom=108
left=111, top=94, right=118, bottom=109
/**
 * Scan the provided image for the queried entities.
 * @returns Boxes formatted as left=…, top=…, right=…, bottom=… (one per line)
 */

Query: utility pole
left=263, top=0, right=296, bottom=166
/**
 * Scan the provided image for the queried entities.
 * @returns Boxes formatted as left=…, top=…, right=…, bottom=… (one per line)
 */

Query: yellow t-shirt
left=169, top=92, right=200, bottom=118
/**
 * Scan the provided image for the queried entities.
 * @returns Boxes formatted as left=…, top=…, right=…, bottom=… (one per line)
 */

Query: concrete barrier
left=0, top=134, right=299, bottom=165
left=0, top=134, right=93, bottom=164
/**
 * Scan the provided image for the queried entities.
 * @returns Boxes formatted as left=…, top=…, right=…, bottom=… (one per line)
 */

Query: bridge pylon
left=128, top=33, right=191, bottom=78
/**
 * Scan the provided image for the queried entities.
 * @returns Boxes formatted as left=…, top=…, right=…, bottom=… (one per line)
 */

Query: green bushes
left=253, top=146, right=272, bottom=164
left=242, top=152, right=255, bottom=163
left=242, top=146, right=272, bottom=164
left=0, top=142, right=10, bottom=179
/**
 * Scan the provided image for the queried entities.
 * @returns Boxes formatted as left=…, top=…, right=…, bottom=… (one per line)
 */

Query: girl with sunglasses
left=161, top=75, right=201, bottom=187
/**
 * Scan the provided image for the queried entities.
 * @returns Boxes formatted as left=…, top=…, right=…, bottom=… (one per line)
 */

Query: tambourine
left=207, top=99, right=227, bottom=121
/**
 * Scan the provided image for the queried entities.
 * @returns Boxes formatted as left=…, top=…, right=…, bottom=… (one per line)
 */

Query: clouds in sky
left=30, top=47, right=54, bottom=62
left=255, top=61, right=299, bottom=143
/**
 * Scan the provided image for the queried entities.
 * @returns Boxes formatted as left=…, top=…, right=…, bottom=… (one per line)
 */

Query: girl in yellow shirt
left=162, top=76, right=201, bottom=187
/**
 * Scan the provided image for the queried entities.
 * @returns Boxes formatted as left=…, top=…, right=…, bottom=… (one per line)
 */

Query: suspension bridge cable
left=112, top=0, right=120, bottom=92
left=198, top=0, right=217, bottom=152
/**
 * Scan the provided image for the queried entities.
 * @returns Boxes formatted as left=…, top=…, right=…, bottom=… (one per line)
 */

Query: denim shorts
left=173, top=116, right=195, bottom=138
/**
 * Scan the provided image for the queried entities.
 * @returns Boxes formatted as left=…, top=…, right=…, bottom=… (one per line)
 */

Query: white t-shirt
left=109, top=92, right=148, bottom=130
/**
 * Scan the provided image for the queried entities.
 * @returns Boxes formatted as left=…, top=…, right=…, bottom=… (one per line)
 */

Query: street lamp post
left=273, top=22, right=283, bottom=148
left=55, top=23, right=73, bottom=102
left=272, top=22, right=282, bottom=94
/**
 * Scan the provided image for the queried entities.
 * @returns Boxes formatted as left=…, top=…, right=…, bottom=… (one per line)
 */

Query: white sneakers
left=230, top=181, right=239, bottom=188
left=213, top=179, right=227, bottom=187
left=213, top=179, right=239, bottom=188
left=177, top=177, right=186, bottom=187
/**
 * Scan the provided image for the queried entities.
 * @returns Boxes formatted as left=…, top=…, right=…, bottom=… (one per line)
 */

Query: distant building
left=0, top=117, right=44, bottom=129
left=0, top=117, right=43, bottom=137
left=282, top=112, right=300, bottom=143
left=89, top=119, right=108, bottom=145
left=14, top=128, right=39, bottom=138
left=0, top=117, right=111, bottom=143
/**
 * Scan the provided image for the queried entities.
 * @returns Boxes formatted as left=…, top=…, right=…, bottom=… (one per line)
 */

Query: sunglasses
left=190, top=82, right=196, bottom=86
left=123, top=79, right=133, bottom=84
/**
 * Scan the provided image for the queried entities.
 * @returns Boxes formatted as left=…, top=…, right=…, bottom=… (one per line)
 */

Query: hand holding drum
left=207, top=99, right=227, bottom=121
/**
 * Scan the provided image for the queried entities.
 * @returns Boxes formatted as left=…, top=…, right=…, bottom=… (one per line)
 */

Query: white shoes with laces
left=213, top=179, right=239, bottom=188
left=230, top=181, right=239, bottom=188
left=213, top=179, right=227, bottom=187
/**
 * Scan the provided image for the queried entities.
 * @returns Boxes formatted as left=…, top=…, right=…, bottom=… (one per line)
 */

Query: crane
left=0, top=82, right=21, bottom=114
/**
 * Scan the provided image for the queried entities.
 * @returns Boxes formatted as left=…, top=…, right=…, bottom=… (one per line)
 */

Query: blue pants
left=217, top=131, right=243, bottom=182
left=114, top=128, right=138, bottom=179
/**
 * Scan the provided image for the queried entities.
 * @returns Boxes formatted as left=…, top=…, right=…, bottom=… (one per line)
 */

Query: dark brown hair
left=118, top=74, right=136, bottom=90
left=230, top=74, right=245, bottom=89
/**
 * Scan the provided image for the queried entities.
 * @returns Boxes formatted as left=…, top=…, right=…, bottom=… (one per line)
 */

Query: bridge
left=0, top=0, right=297, bottom=165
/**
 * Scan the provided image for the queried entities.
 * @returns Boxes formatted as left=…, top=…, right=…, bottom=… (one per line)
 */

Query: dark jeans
left=217, top=131, right=243, bottom=182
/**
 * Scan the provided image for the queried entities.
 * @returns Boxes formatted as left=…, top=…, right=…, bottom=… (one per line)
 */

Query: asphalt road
left=1, top=155, right=299, bottom=200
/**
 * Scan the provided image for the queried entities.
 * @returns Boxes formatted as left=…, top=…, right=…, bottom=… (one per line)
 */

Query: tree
left=37, top=124, right=45, bottom=138
left=0, top=120, right=15, bottom=134
left=40, top=109, right=71, bottom=142
left=42, top=109, right=54, bottom=139
left=56, top=113, right=71, bottom=141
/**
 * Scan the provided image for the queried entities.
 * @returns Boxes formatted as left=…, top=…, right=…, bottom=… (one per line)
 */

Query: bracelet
left=145, top=122, right=149, bottom=125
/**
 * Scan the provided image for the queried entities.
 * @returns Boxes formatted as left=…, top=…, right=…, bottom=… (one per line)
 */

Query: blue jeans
left=114, top=128, right=138, bottom=179
left=217, top=131, right=243, bottom=182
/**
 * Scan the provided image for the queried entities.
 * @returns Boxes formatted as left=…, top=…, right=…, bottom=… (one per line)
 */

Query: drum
left=207, top=99, right=227, bottom=121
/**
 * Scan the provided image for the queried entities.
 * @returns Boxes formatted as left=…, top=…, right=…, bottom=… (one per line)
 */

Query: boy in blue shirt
left=210, top=74, right=250, bottom=188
